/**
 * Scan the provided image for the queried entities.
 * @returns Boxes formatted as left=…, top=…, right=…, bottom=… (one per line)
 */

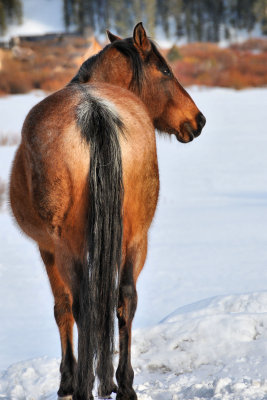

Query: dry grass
left=0, top=133, right=20, bottom=146
left=170, top=40, right=267, bottom=89
left=230, top=38, right=267, bottom=52
left=0, top=36, right=85, bottom=95
left=0, top=37, right=266, bottom=94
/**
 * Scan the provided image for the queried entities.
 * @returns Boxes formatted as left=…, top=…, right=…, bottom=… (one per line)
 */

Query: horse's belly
left=9, top=145, right=53, bottom=250
left=122, top=143, right=159, bottom=241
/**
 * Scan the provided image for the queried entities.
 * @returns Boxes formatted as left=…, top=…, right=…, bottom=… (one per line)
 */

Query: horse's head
left=72, top=23, right=206, bottom=143
left=106, top=23, right=206, bottom=143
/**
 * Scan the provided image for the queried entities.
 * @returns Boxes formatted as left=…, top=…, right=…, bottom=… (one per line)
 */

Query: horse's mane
left=70, top=38, right=144, bottom=92
left=70, top=50, right=105, bottom=84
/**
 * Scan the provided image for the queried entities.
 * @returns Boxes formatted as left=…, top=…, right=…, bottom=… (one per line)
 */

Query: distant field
left=0, top=36, right=266, bottom=95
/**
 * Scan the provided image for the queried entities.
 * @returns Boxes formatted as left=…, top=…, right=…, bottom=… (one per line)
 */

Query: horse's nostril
left=197, top=112, right=206, bottom=130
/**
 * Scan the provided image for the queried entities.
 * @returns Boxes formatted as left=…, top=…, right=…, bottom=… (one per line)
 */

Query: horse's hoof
left=58, top=396, right=73, bottom=400
left=98, top=382, right=118, bottom=398
left=110, top=384, right=118, bottom=394
left=116, top=388, right=137, bottom=400
left=97, top=391, right=117, bottom=398
left=112, top=384, right=118, bottom=393
left=98, top=391, right=116, bottom=399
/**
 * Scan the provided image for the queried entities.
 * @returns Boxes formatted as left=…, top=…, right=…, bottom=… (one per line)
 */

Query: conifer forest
left=1, top=0, right=267, bottom=41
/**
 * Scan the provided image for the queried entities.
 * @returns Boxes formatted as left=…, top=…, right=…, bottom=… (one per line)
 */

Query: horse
left=9, top=23, right=206, bottom=400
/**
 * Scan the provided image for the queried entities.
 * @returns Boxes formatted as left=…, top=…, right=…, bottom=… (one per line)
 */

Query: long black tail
left=75, top=85, right=124, bottom=397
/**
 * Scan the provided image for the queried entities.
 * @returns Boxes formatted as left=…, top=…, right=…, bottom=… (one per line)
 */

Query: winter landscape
left=1, top=0, right=267, bottom=399
left=0, top=87, right=267, bottom=399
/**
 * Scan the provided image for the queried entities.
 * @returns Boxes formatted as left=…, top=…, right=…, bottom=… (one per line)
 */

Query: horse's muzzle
left=195, top=112, right=206, bottom=137
left=178, top=112, right=206, bottom=143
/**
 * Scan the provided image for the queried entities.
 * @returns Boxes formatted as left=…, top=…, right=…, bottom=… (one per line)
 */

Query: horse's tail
left=75, top=85, right=124, bottom=396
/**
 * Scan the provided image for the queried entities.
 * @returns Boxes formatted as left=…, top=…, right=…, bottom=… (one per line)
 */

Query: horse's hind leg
left=116, top=237, right=148, bottom=400
left=39, top=248, right=76, bottom=398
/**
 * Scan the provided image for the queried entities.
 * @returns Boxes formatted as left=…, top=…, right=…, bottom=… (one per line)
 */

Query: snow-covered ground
left=0, top=87, right=267, bottom=399
left=2, top=292, right=267, bottom=400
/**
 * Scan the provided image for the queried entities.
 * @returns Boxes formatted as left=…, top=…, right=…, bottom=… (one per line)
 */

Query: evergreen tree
left=109, top=0, right=132, bottom=36
left=132, top=0, right=142, bottom=25
left=0, top=0, right=22, bottom=34
left=184, top=0, right=194, bottom=42
left=254, top=0, right=267, bottom=34
left=157, top=0, right=170, bottom=37
left=167, top=0, right=183, bottom=39
left=144, top=0, right=156, bottom=37
left=61, top=0, right=267, bottom=42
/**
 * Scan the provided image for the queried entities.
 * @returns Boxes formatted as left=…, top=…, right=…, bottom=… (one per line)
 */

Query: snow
left=1, top=0, right=64, bottom=42
left=133, top=292, right=267, bottom=400
left=0, top=91, right=45, bottom=135
left=0, top=87, right=267, bottom=399
left=2, top=293, right=267, bottom=399
left=137, top=87, right=267, bottom=327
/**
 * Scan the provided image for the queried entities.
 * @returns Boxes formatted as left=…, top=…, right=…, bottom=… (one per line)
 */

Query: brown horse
left=9, top=23, right=205, bottom=400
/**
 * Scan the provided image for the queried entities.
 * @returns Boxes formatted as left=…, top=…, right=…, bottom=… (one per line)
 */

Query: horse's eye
left=161, top=67, right=172, bottom=77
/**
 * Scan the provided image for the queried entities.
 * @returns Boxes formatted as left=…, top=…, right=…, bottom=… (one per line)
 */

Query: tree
left=254, top=0, right=267, bottom=34
left=0, top=0, right=22, bottom=34
left=61, top=0, right=267, bottom=42
left=144, top=0, right=156, bottom=38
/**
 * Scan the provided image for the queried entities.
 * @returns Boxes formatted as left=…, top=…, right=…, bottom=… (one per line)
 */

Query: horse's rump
left=10, top=82, right=159, bottom=256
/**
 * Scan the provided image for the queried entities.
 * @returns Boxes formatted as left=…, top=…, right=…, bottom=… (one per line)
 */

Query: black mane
left=70, top=38, right=144, bottom=92
left=70, top=49, right=105, bottom=84
left=112, top=38, right=144, bottom=91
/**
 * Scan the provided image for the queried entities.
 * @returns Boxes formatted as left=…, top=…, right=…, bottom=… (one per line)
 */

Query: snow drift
left=1, top=292, right=267, bottom=400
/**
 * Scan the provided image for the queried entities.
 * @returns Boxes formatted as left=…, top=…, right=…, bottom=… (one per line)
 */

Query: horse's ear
left=107, top=30, right=121, bottom=43
left=133, top=22, right=151, bottom=53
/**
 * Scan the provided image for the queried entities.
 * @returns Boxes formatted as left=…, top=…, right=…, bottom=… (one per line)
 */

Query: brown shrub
left=0, top=37, right=82, bottom=96
left=0, top=133, right=20, bottom=146
left=0, top=36, right=267, bottom=95
left=172, top=40, right=267, bottom=89
left=167, top=45, right=182, bottom=62
left=0, top=56, right=33, bottom=94
left=39, top=71, right=74, bottom=92
left=230, top=38, right=267, bottom=52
